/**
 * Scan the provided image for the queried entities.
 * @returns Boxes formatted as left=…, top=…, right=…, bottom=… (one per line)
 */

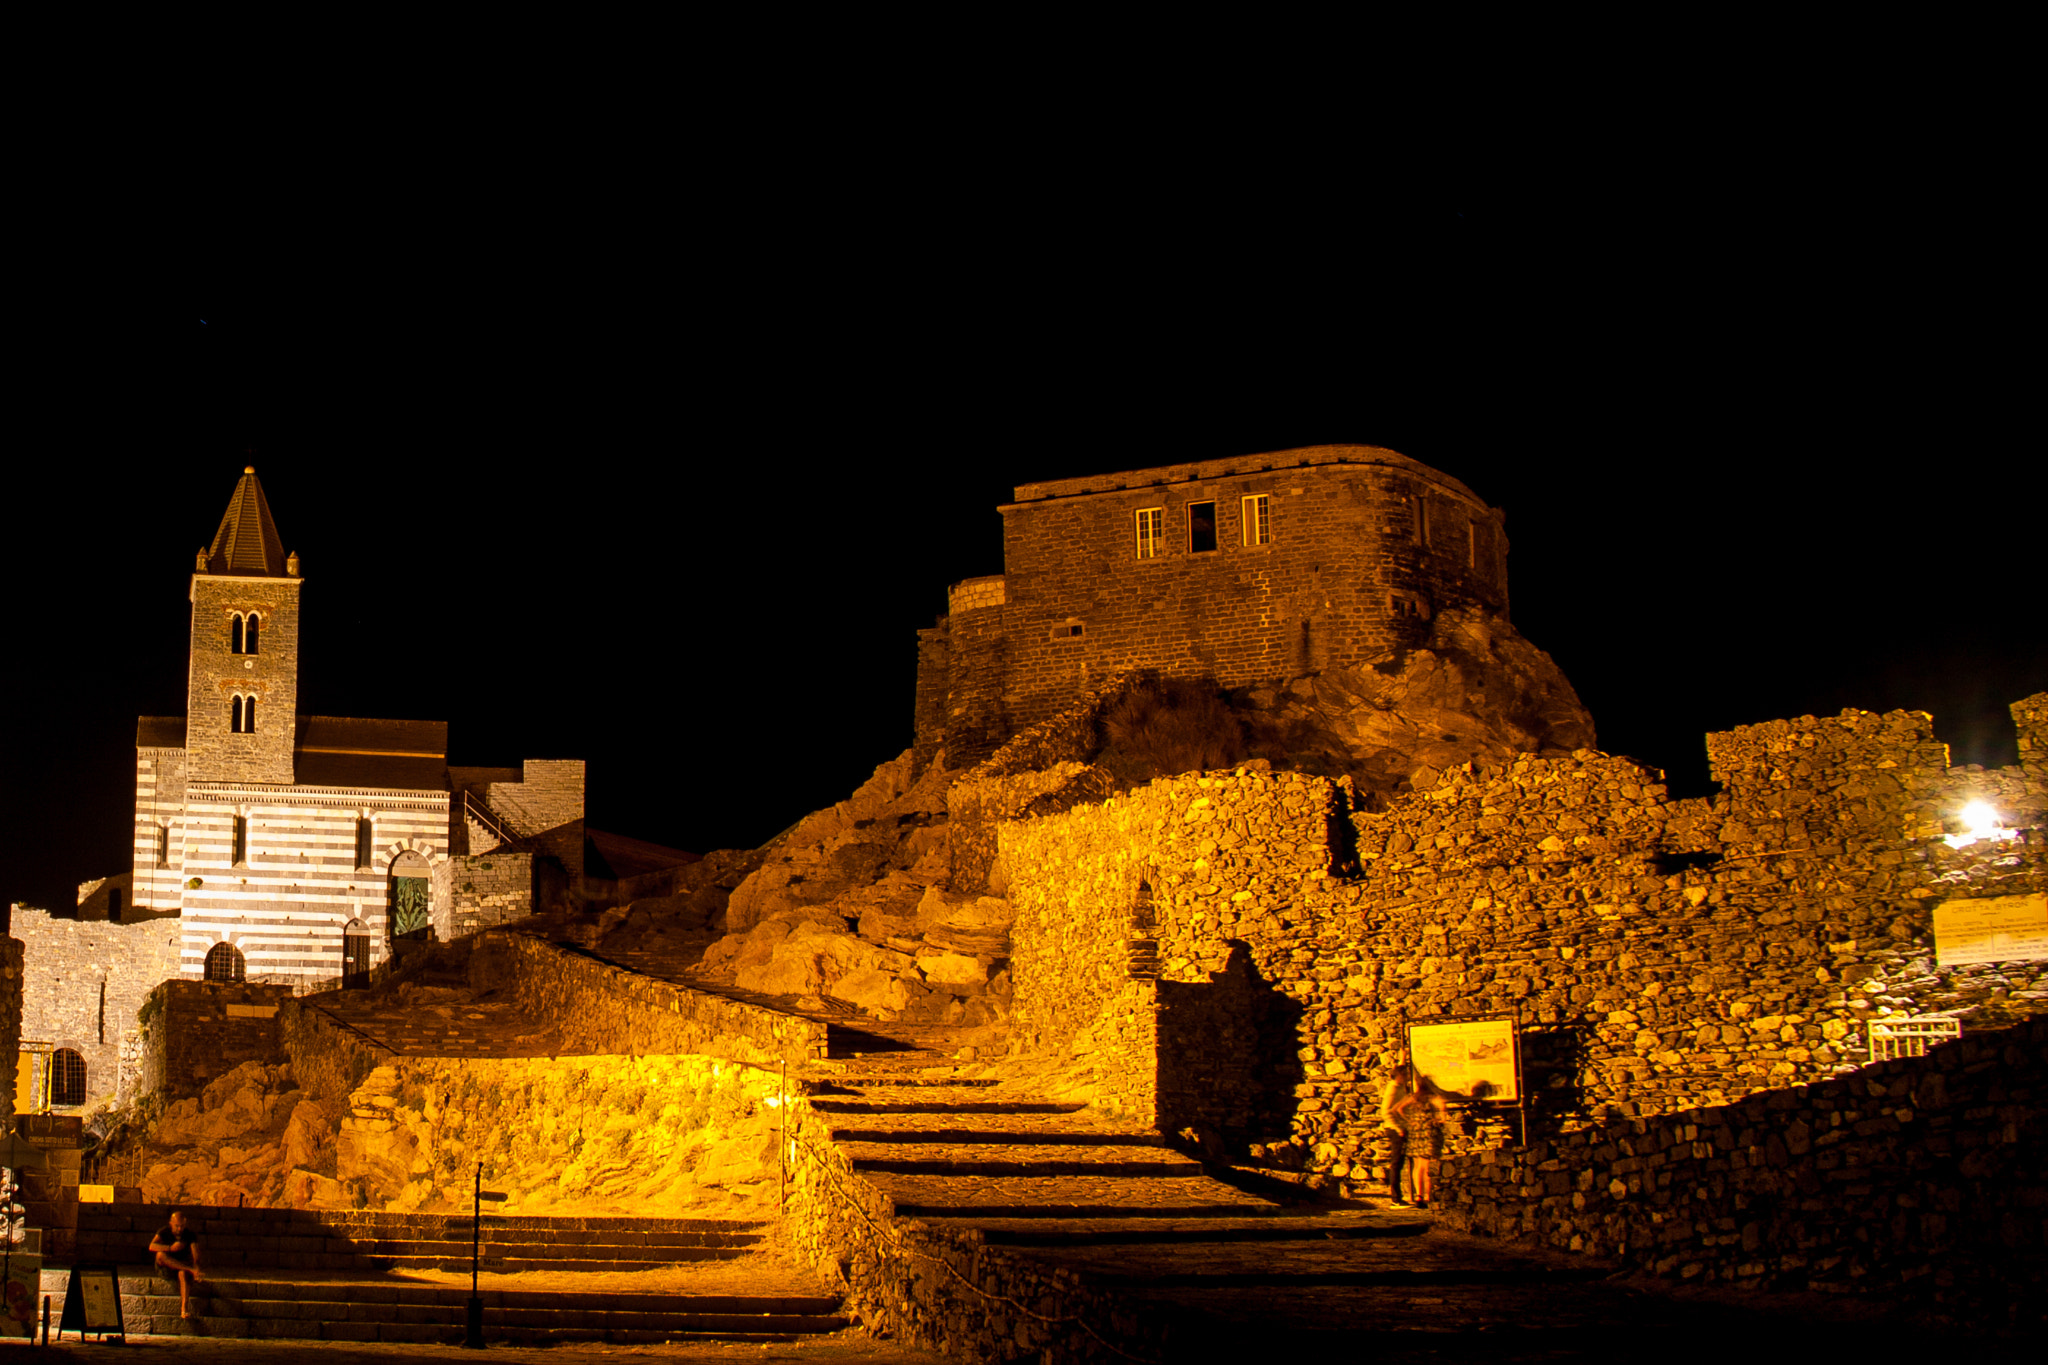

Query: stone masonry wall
left=1434, top=1018, right=2048, bottom=1328
left=137, top=979, right=295, bottom=1099
left=477, top=932, right=827, bottom=1066
left=448, top=851, right=534, bottom=938
left=1000, top=698, right=2048, bottom=1193
left=278, top=995, right=398, bottom=1110
left=184, top=575, right=301, bottom=786
left=13, top=908, right=182, bottom=1111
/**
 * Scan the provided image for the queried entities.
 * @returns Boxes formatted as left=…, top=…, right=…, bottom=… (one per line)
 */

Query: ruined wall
left=1001, top=696, right=2048, bottom=1190
left=137, top=979, right=294, bottom=1099
left=1435, top=1019, right=2048, bottom=1327
left=336, top=1053, right=782, bottom=1215
left=13, top=908, right=182, bottom=1111
left=278, top=995, right=397, bottom=1110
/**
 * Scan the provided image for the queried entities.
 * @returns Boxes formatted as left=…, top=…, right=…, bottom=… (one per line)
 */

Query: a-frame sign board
left=59, top=1264, right=126, bottom=1342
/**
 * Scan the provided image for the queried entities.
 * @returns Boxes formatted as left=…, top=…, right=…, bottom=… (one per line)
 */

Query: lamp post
left=465, top=1164, right=507, bottom=1349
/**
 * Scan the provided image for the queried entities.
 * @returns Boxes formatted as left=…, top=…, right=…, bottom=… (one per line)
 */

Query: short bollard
left=465, top=1162, right=508, bottom=1349
left=41, top=1294, right=49, bottom=1345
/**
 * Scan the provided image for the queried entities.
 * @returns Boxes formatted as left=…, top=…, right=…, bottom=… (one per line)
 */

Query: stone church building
left=15, top=468, right=590, bottom=1112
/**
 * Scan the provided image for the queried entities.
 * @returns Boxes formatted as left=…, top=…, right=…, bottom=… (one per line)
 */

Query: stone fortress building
left=13, top=469, right=590, bottom=1112
left=916, top=445, right=1512, bottom=771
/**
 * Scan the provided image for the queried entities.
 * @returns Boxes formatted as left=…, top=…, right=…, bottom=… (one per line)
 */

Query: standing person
left=1378, top=1061, right=1415, bottom=1206
left=1391, top=1073, right=1450, bottom=1208
left=149, top=1210, right=206, bottom=1319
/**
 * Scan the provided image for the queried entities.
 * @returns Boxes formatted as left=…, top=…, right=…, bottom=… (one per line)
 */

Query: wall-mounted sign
left=1934, top=893, right=2048, bottom=967
left=1407, top=1015, right=1521, bottom=1103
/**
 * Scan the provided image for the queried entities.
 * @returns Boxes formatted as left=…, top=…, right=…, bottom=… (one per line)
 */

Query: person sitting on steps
left=148, top=1209, right=206, bottom=1319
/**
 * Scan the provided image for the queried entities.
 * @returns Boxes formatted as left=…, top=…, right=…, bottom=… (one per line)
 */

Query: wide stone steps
left=828, top=1126, right=1169, bottom=1145
left=117, top=1278, right=848, bottom=1344
left=811, top=1098, right=1087, bottom=1115
left=844, top=1142, right=1205, bottom=1178
left=76, top=1205, right=766, bottom=1274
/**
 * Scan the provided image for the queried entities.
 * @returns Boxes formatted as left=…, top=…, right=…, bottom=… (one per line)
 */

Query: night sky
left=5, top=204, right=2039, bottom=918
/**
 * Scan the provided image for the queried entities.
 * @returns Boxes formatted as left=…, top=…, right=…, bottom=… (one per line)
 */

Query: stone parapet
left=137, top=979, right=294, bottom=1099
left=1433, top=1017, right=2048, bottom=1326
left=483, top=932, right=827, bottom=1065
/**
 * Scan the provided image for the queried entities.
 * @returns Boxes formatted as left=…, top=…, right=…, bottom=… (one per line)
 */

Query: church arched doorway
left=389, top=851, right=432, bottom=944
left=343, top=918, right=372, bottom=988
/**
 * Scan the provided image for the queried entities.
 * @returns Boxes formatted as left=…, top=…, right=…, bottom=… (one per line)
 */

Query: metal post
left=779, top=1060, right=787, bottom=1212
left=464, top=1162, right=484, bottom=1349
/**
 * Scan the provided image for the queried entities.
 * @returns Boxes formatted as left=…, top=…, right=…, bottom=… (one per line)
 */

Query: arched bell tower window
left=231, top=614, right=243, bottom=654
left=245, top=613, right=260, bottom=654
left=231, top=695, right=242, bottom=732
left=205, top=942, right=246, bottom=982
left=229, top=612, right=262, bottom=656
left=230, top=695, right=257, bottom=733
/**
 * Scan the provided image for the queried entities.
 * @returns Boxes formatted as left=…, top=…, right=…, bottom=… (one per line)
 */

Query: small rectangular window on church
left=356, top=817, right=374, bottom=869
left=1135, top=507, right=1164, bottom=558
left=233, top=816, right=248, bottom=866
left=156, top=824, right=170, bottom=868
left=1188, top=502, right=1217, bottom=554
left=1241, top=495, right=1270, bottom=546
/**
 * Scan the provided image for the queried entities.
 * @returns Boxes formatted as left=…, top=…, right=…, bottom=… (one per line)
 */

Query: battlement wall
left=1000, top=697, right=2048, bottom=1195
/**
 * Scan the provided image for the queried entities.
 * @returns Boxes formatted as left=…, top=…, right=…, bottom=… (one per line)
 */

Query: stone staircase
left=800, top=1049, right=1685, bottom=1353
left=73, top=1204, right=848, bottom=1345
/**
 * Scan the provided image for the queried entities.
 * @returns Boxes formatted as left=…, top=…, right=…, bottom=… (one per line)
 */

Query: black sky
left=4, top=199, right=2040, bottom=917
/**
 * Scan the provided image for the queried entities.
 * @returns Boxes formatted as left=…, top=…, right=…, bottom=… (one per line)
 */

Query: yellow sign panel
left=1408, top=1016, right=1520, bottom=1102
left=1935, top=893, right=2048, bottom=966
left=77, top=1185, right=115, bottom=1204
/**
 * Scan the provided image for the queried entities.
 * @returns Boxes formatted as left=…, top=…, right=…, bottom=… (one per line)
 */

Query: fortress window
left=1135, top=507, right=1164, bottom=558
left=205, top=942, right=246, bottom=983
left=51, top=1048, right=86, bottom=1107
left=1050, top=619, right=1085, bottom=641
left=232, top=816, right=248, bottom=865
left=245, top=613, right=260, bottom=654
left=230, top=613, right=243, bottom=653
left=1188, top=502, right=1217, bottom=554
left=1241, top=494, right=1270, bottom=546
left=156, top=823, right=170, bottom=867
left=1391, top=591, right=1431, bottom=620
left=356, top=817, right=375, bottom=869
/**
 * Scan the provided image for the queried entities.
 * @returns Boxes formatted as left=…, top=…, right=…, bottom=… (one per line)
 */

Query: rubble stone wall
left=1001, top=697, right=2048, bottom=1191
left=12, top=908, right=181, bottom=1111
left=482, top=932, right=828, bottom=1066
left=137, top=979, right=295, bottom=1099
left=278, top=995, right=396, bottom=1109
left=1434, top=1018, right=2048, bottom=1326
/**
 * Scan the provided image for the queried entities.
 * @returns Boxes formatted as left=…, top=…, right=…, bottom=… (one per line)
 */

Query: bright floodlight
left=1961, top=801, right=1999, bottom=836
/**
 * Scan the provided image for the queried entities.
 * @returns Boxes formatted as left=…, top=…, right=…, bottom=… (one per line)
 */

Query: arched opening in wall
left=245, top=695, right=257, bottom=732
left=389, top=851, right=432, bottom=942
left=245, top=613, right=260, bottom=655
left=51, top=1049, right=86, bottom=1107
left=231, top=695, right=244, bottom=733
left=231, top=613, right=244, bottom=654
left=343, top=918, right=371, bottom=989
left=205, top=942, right=246, bottom=982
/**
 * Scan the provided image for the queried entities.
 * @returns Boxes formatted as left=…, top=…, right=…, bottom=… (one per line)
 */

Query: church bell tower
left=185, top=467, right=303, bottom=784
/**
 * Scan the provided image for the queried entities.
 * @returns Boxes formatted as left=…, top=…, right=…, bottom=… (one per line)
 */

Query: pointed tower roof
left=205, top=466, right=289, bottom=576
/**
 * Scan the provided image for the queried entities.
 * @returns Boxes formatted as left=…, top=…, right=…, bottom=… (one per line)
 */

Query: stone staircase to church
left=71, top=1204, right=849, bottom=1345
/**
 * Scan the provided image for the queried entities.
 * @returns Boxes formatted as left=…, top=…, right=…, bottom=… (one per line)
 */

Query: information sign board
left=1934, top=893, right=2048, bottom=967
left=1406, top=1015, right=1521, bottom=1103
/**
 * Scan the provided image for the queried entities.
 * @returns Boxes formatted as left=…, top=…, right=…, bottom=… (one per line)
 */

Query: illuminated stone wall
left=335, top=1053, right=784, bottom=1216
left=0, top=938, right=22, bottom=1122
left=1001, top=694, right=2048, bottom=1192
left=136, top=979, right=295, bottom=1099
left=12, top=907, right=180, bottom=1111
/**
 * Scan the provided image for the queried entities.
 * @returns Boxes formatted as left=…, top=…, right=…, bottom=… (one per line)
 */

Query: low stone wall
left=786, top=1098, right=1173, bottom=1362
left=482, top=932, right=828, bottom=1065
left=137, top=980, right=294, bottom=1099
left=278, top=995, right=396, bottom=1109
left=1, top=938, right=22, bottom=1121
left=1434, top=1018, right=2048, bottom=1327
left=335, top=1053, right=783, bottom=1216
